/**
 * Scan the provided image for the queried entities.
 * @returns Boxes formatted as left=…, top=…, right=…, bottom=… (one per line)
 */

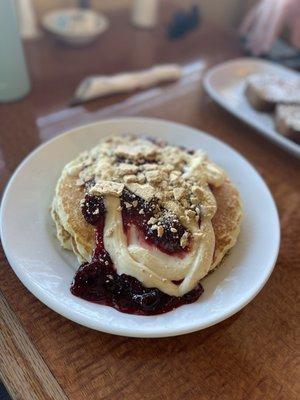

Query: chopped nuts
left=90, top=181, right=124, bottom=197
left=173, top=187, right=185, bottom=200
left=126, top=183, right=155, bottom=201
left=115, top=143, right=157, bottom=160
left=186, top=209, right=196, bottom=218
left=157, top=226, right=164, bottom=237
left=74, top=136, right=225, bottom=234
left=137, top=173, right=146, bottom=184
left=124, top=175, right=138, bottom=184
left=145, top=170, right=161, bottom=183
left=192, top=186, right=203, bottom=198
left=180, top=232, right=189, bottom=248
left=147, top=217, right=157, bottom=225
left=169, top=171, right=181, bottom=183
left=118, top=163, right=139, bottom=176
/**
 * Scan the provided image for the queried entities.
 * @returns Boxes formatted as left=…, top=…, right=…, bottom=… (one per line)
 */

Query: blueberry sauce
left=71, top=192, right=203, bottom=315
left=81, top=194, right=105, bottom=225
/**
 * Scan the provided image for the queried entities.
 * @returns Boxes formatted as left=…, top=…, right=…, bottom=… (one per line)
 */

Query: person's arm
left=240, top=0, right=300, bottom=55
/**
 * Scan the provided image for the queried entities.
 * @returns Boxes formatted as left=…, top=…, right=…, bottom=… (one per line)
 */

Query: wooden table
left=1, top=9, right=299, bottom=400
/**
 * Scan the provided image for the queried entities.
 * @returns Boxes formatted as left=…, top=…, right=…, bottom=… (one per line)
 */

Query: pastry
left=245, top=73, right=300, bottom=111
left=275, top=104, right=300, bottom=144
left=51, top=135, right=242, bottom=315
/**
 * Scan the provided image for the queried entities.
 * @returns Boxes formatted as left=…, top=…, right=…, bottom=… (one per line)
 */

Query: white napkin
left=71, top=64, right=182, bottom=105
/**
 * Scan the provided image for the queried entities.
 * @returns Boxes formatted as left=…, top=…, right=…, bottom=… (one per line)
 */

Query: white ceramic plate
left=0, top=118, right=280, bottom=338
left=203, top=57, right=300, bottom=158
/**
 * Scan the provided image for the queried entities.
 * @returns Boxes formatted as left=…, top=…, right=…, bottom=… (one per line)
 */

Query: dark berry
left=103, top=274, right=123, bottom=297
left=82, top=194, right=105, bottom=225
left=133, top=289, right=161, bottom=311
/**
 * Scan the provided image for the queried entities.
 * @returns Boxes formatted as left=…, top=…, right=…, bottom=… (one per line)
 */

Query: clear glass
left=0, top=0, right=31, bottom=102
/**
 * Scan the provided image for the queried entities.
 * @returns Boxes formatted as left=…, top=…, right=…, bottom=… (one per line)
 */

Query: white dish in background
left=203, top=57, right=300, bottom=158
left=0, top=118, right=280, bottom=338
left=42, top=8, right=109, bottom=46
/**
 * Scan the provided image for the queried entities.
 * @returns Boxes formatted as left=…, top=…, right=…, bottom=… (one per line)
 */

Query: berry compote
left=71, top=192, right=204, bottom=315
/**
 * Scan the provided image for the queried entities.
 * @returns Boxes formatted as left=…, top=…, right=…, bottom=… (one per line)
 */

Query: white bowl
left=42, top=8, right=109, bottom=46
left=0, top=118, right=280, bottom=337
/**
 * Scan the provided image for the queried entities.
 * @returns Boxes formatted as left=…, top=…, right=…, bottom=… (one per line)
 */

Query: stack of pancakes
left=52, top=138, right=242, bottom=282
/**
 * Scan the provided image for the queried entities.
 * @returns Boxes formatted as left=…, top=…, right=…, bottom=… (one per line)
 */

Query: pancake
left=211, top=180, right=242, bottom=269
left=52, top=153, right=242, bottom=273
left=52, top=135, right=243, bottom=309
left=52, top=172, right=94, bottom=262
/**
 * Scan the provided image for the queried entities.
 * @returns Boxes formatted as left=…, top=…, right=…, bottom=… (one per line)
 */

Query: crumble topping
left=90, top=181, right=124, bottom=197
left=67, top=135, right=226, bottom=247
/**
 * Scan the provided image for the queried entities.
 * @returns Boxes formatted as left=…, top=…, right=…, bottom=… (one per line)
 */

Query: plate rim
left=0, top=117, right=281, bottom=337
left=203, top=57, right=300, bottom=159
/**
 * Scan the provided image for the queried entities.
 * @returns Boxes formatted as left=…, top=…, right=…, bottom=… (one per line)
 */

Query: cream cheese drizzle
left=103, top=195, right=216, bottom=297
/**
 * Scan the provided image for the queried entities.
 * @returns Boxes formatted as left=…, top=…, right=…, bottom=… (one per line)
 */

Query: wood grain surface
left=0, top=9, right=299, bottom=400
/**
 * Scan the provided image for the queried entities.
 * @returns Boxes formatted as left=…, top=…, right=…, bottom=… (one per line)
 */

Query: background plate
left=203, top=57, right=300, bottom=158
